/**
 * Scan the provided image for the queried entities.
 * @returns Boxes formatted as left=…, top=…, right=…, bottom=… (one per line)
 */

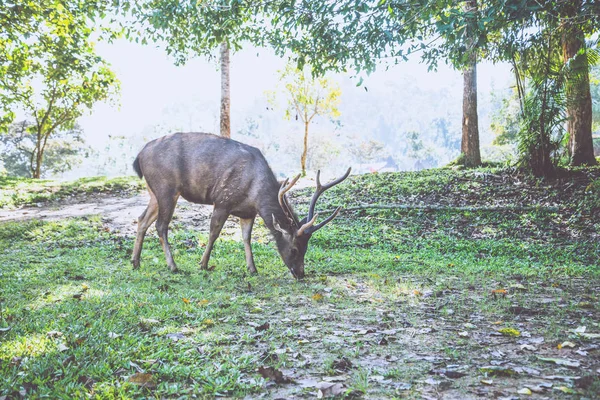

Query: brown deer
left=131, top=132, right=351, bottom=279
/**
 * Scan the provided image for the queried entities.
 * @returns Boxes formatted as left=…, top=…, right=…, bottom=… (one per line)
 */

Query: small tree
left=0, top=121, right=90, bottom=178
left=6, top=54, right=117, bottom=178
left=269, top=63, right=341, bottom=176
left=1, top=1, right=118, bottom=178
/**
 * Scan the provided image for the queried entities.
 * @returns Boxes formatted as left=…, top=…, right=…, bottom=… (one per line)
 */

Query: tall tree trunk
left=220, top=41, right=231, bottom=138
left=301, top=120, right=308, bottom=176
left=460, top=0, right=481, bottom=168
left=562, top=1, right=597, bottom=166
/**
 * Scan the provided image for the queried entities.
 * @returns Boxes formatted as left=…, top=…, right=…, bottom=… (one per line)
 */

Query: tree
left=0, top=20, right=118, bottom=177
left=269, top=63, right=341, bottom=176
left=561, top=0, right=597, bottom=166
left=0, top=121, right=90, bottom=178
left=460, top=0, right=481, bottom=167
left=220, top=41, right=231, bottom=138
left=0, top=0, right=117, bottom=132
left=125, top=1, right=263, bottom=138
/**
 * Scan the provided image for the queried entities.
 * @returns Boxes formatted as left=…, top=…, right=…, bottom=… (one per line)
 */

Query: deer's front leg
left=240, top=217, right=257, bottom=274
left=200, top=208, right=229, bottom=270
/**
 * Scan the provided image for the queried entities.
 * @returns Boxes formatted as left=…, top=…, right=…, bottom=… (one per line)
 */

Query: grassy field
left=0, top=176, right=144, bottom=209
left=1, top=168, right=599, bottom=399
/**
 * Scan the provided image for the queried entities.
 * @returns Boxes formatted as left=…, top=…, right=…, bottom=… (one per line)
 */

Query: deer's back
left=137, top=132, right=277, bottom=212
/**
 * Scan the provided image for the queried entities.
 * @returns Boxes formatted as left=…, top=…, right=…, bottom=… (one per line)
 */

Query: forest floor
left=1, top=167, right=599, bottom=399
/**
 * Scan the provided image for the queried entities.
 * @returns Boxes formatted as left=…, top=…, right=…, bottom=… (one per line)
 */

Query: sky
left=78, top=38, right=514, bottom=150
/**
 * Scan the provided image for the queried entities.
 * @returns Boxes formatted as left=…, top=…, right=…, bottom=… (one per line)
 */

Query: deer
left=131, top=132, right=351, bottom=279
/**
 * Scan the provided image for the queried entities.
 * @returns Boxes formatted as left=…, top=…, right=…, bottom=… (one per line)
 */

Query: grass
left=0, top=175, right=144, bottom=209
left=1, top=168, right=599, bottom=398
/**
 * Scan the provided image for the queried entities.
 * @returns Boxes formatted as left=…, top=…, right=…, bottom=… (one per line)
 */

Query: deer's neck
left=258, top=190, right=295, bottom=234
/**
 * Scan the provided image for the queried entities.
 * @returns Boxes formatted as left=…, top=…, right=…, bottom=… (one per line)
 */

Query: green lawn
left=0, top=175, right=143, bottom=209
left=1, top=168, right=599, bottom=398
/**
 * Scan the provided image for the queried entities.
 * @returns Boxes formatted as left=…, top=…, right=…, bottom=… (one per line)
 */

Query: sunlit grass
left=1, top=169, right=599, bottom=397
left=0, top=175, right=143, bottom=208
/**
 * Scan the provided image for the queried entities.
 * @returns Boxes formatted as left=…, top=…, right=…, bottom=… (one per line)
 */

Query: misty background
left=49, top=39, right=514, bottom=179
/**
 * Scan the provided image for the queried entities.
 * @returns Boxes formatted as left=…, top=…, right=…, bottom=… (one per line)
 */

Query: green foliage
left=0, top=0, right=119, bottom=131
left=267, top=62, right=341, bottom=175
left=0, top=121, right=90, bottom=178
left=0, top=0, right=119, bottom=178
left=270, top=62, right=341, bottom=123
left=125, top=0, right=262, bottom=63
left=0, top=175, right=144, bottom=209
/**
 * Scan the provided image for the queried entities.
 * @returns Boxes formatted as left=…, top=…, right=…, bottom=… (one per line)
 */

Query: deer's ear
left=272, top=214, right=289, bottom=236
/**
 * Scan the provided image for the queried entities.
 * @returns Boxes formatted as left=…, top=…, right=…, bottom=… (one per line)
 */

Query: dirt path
left=0, top=193, right=243, bottom=237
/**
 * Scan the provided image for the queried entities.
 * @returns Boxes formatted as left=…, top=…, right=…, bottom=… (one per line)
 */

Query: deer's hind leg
left=132, top=188, right=159, bottom=269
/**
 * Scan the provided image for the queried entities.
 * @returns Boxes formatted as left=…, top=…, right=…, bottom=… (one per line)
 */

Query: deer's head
left=272, top=168, right=351, bottom=279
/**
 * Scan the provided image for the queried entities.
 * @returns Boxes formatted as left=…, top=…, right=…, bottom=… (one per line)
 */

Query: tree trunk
left=562, top=1, right=597, bottom=166
left=220, top=41, right=231, bottom=138
left=301, top=121, right=309, bottom=176
left=460, top=0, right=481, bottom=168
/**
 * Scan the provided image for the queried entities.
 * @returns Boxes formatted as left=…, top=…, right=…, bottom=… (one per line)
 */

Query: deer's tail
left=133, top=156, right=143, bottom=179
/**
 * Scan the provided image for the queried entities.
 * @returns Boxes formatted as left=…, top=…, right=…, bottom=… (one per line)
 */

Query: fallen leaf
left=413, top=290, right=422, bottom=296
left=0, top=327, right=11, bottom=333
left=537, top=356, right=580, bottom=368
left=47, top=330, right=63, bottom=338
left=479, top=366, right=518, bottom=377
left=559, top=341, right=576, bottom=349
left=517, top=388, right=532, bottom=395
left=81, top=284, right=89, bottom=292
left=202, top=319, right=214, bottom=327
left=458, top=331, right=469, bottom=337
left=491, top=289, right=507, bottom=297
left=572, top=326, right=586, bottom=334
left=57, top=343, right=69, bottom=352
left=316, top=382, right=344, bottom=398
left=480, top=379, right=493, bottom=385
left=463, top=323, right=476, bottom=329
left=127, top=372, right=156, bottom=388
left=323, top=376, right=348, bottom=382
left=498, top=327, right=520, bottom=337
left=166, top=332, right=186, bottom=341
left=579, top=332, right=600, bottom=340
left=257, top=366, right=293, bottom=384
left=555, top=386, right=577, bottom=394
left=182, top=298, right=190, bottom=304
left=255, top=322, right=270, bottom=332
left=510, top=283, right=527, bottom=291
left=332, top=357, right=353, bottom=372
left=430, top=368, right=467, bottom=379
left=139, top=318, right=160, bottom=329
left=520, top=344, right=537, bottom=351
left=108, top=332, right=120, bottom=339
left=312, top=293, right=323, bottom=301
left=197, top=299, right=209, bottom=306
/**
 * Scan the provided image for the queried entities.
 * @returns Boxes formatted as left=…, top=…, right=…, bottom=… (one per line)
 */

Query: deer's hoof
left=132, top=259, right=140, bottom=269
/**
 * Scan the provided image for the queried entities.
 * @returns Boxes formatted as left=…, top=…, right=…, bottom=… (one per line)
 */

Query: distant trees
left=126, top=1, right=262, bottom=139
left=268, top=63, right=341, bottom=176
left=0, top=122, right=89, bottom=178
left=0, top=1, right=118, bottom=178
left=259, top=0, right=599, bottom=176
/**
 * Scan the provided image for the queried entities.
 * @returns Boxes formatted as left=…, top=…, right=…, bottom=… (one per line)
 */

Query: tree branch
left=318, top=203, right=561, bottom=214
